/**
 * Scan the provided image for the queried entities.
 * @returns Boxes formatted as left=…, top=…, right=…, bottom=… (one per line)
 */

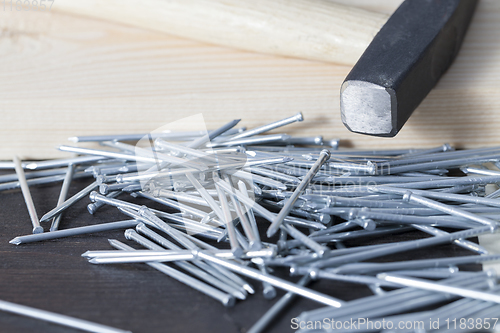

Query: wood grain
left=0, top=0, right=499, bottom=159
left=53, top=0, right=388, bottom=66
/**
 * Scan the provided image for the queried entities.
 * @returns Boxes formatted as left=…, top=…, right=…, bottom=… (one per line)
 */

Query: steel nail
left=213, top=173, right=243, bottom=257
left=13, top=156, right=43, bottom=234
left=9, top=220, right=139, bottom=245
left=124, top=229, right=244, bottom=299
left=247, top=274, right=311, bottom=333
left=135, top=223, right=249, bottom=298
left=40, top=181, right=98, bottom=223
left=109, top=238, right=235, bottom=307
left=87, top=191, right=121, bottom=215
left=193, top=250, right=343, bottom=308
left=267, top=149, right=330, bottom=237
left=0, top=298, right=131, bottom=333
left=378, top=273, right=500, bottom=304
left=188, top=119, right=241, bottom=148
left=228, top=113, right=303, bottom=141
left=50, top=164, right=76, bottom=232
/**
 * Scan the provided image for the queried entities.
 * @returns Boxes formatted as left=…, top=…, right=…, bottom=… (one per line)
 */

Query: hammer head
left=340, top=0, right=478, bottom=137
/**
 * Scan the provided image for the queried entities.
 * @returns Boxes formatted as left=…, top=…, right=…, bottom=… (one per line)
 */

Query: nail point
left=9, top=237, right=21, bottom=245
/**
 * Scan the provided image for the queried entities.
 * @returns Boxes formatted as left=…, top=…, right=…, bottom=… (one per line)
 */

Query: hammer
left=54, top=0, right=477, bottom=137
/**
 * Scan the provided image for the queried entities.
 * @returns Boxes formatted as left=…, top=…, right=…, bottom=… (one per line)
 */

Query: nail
left=99, top=182, right=136, bottom=195
left=231, top=169, right=287, bottom=190
left=188, top=119, right=241, bottom=148
left=40, top=181, right=98, bottom=223
left=88, top=252, right=195, bottom=264
left=299, top=272, right=491, bottom=323
left=378, top=273, right=500, bottom=304
left=22, top=155, right=107, bottom=170
left=193, top=250, right=343, bottom=308
left=349, top=217, right=376, bottom=231
left=386, top=146, right=500, bottom=167
left=154, top=189, right=210, bottom=207
left=255, top=262, right=276, bottom=299
left=236, top=180, right=262, bottom=247
left=334, top=253, right=500, bottom=275
left=109, top=238, right=235, bottom=307
left=185, top=172, right=225, bottom=221
left=104, top=141, right=209, bottom=172
left=412, top=224, right=488, bottom=255
left=0, top=167, right=71, bottom=184
left=87, top=191, right=121, bottom=215
left=215, top=178, right=276, bottom=223
left=68, top=131, right=207, bottom=143
left=311, top=226, right=492, bottom=268
left=325, top=139, right=339, bottom=149
left=372, top=184, right=500, bottom=208
left=291, top=266, right=400, bottom=288
left=95, top=175, right=117, bottom=184
left=411, top=287, right=500, bottom=329
left=223, top=174, right=261, bottom=250
left=57, top=145, right=168, bottom=166
left=348, top=208, right=478, bottom=229
left=282, top=136, right=323, bottom=146
left=303, top=194, right=412, bottom=210
left=135, top=223, right=249, bottom=296
left=324, top=205, right=500, bottom=217
left=155, top=138, right=233, bottom=165
left=328, top=278, right=494, bottom=323
left=68, top=127, right=245, bottom=144
left=207, top=134, right=291, bottom=148
left=247, top=274, right=311, bottom=333
left=9, top=220, right=138, bottom=245
left=262, top=199, right=329, bottom=226
left=214, top=173, right=243, bottom=258
left=286, top=226, right=411, bottom=249
left=309, top=221, right=358, bottom=237
left=282, top=224, right=327, bottom=257
left=119, top=206, right=221, bottom=240
left=50, top=164, right=76, bottom=231
left=91, top=162, right=141, bottom=177
left=135, top=191, right=208, bottom=220
left=267, top=149, right=330, bottom=237
left=254, top=162, right=305, bottom=177
left=127, top=226, right=247, bottom=299
left=397, top=143, right=453, bottom=159
left=89, top=192, right=177, bottom=222
left=228, top=113, right=303, bottom=141
left=270, top=211, right=327, bottom=231
left=327, top=160, right=377, bottom=175
left=122, top=184, right=142, bottom=192
left=138, top=207, right=207, bottom=249
left=397, top=190, right=499, bottom=231
left=244, top=166, right=301, bottom=185
left=381, top=153, right=500, bottom=174
left=117, top=156, right=291, bottom=184
left=0, top=298, right=131, bottom=333
left=13, top=156, right=43, bottom=234
left=385, top=267, right=466, bottom=279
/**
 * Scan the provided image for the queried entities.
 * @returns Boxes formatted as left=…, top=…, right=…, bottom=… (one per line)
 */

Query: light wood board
left=0, top=0, right=499, bottom=159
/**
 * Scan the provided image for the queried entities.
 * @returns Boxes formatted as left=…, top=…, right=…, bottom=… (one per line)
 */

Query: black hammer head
left=340, top=0, right=478, bottom=137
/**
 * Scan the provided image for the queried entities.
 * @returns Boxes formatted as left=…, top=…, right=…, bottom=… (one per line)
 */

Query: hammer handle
left=54, top=0, right=388, bottom=65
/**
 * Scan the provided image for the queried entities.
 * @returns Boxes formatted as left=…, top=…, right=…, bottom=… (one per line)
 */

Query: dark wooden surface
left=0, top=175, right=481, bottom=333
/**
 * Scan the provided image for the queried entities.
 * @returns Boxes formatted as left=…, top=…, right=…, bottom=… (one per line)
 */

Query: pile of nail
left=6, top=113, right=500, bottom=333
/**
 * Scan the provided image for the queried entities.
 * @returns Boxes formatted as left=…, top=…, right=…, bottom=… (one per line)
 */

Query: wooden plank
left=0, top=0, right=499, bottom=159
left=53, top=0, right=389, bottom=66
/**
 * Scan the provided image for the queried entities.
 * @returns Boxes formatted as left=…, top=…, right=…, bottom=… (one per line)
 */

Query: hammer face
left=340, top=0, right=478, bottom=137
left=341, top=80, right=397, bottom=137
